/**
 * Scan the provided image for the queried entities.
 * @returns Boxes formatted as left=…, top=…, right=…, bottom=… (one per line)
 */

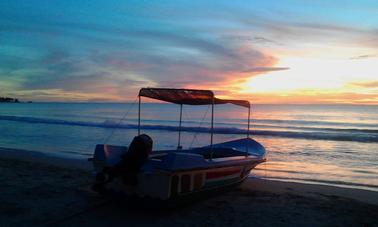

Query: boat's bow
left=210, top=137, right=266, bottom=159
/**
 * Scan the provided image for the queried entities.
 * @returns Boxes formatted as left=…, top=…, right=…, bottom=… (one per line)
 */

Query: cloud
left=242, top=67, right=289, bottom=73
left=349, top=81, right=378, bottom=88
left=0, top=14, right=284, bottom=101
left=221, top=35, right=282, bottom=46
left=349, top=54, right=377, bottom=60
left=217, top=6, right=378, bottom=49
left=233, top=90, right=378, bottom=105
left=5, top=0, right=377, bottom=103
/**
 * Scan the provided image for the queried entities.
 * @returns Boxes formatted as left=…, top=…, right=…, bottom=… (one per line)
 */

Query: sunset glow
left=238, top=54, right=378, bottom=104
left=0, top=1, right=377, bottom=104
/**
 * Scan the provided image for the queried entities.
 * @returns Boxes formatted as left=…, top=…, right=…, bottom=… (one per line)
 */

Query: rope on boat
left=103, top=97, right=138, bottom=144
left=78, top=98, right=137, bottom=161
left=189, top=105, right=210, bottom=149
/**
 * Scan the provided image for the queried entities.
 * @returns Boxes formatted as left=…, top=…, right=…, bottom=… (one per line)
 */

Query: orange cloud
left=349, top=81, right=378, bottom=88
left=231, top=91, right=378, bottom=105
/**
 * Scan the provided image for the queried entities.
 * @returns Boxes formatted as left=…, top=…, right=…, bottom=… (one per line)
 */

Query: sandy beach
left=1, top=147, right=378, bottom=227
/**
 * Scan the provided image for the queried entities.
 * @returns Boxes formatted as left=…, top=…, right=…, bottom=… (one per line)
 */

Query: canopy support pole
left=138, top=96, right=141, bottom=135
left=210, top=98, right=214, bottom=160
left=247, top=105, right=251, bottom=138
left=177, top=104, right=183, bottom=149
left=246, top=105, right=251, bottom=155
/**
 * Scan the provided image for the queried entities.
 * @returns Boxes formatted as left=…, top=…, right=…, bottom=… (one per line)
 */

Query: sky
left=0, top=0, right=378, bottom=104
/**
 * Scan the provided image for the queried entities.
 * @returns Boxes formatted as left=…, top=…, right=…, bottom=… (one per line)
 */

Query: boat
left=89, top=88, right=266, bottom=200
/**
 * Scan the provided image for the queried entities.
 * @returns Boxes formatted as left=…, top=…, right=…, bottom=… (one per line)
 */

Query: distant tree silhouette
left=0, top=97, right=20, bottom=103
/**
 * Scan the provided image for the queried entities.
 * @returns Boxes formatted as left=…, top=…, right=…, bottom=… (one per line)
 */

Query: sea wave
left=252, top=124, right=378, bottom=133
left=252, top=176, right=378, bottom=190
left=252, top=118, right=378, bottom=128
left=1, top=115, right=377, bottom=143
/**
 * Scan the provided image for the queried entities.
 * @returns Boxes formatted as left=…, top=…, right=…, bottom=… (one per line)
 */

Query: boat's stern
left=91, top=144, right=128, bottom=172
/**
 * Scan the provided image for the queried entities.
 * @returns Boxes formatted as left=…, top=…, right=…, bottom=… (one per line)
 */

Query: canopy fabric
left=214, top=98, right=250, bottom=108
left=139, top=88, right=250, bottom=108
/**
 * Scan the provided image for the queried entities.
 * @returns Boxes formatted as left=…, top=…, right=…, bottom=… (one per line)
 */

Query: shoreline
left=1, top=147, right=378, bottom=226
left=0, top=147, right=92, bottom=171
left=2, top=146, right=378, bottom=196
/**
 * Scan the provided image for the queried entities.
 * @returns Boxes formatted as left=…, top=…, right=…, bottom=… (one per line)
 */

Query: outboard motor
left=106, top=134, right=153, bottom=185
left=122, top=134, right=153, bottom=173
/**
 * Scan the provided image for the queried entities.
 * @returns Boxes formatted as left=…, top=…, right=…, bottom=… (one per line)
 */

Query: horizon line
left=5, top=101, right=378, bottom=106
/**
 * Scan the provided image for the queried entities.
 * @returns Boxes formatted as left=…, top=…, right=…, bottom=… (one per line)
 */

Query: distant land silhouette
left=0, top=97, right=20, bottom=103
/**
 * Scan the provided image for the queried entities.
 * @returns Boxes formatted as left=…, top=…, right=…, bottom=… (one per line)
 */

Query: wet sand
left=1, top=147, right=378, bottom=226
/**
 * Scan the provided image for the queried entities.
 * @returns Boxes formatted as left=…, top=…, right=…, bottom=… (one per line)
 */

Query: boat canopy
left=139, top=88, right=250, bottom=108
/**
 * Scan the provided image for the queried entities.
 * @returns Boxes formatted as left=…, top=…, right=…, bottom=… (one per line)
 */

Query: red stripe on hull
left=206, top=169, right=241, bottom=179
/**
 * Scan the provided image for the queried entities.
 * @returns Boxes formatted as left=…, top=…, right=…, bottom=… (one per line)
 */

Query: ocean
left=0, top=102, right=377, bottom=191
